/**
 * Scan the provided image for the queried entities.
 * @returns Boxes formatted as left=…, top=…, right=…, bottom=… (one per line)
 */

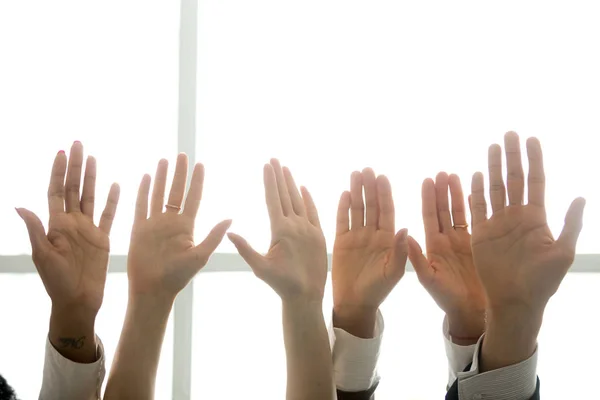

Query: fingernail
left=14, top=207, right=23, bottom=218
left=57, top=150, right=65, bottom=155
left=399, top=228, right=408, bottom=240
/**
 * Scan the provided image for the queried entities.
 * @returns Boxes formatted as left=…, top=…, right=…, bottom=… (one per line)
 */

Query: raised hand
left=227, top=159, right=328, bottom=301
left=332, top=169, right=408, bottom=338
left=17, top=141, right=120, bottom=362
left=227, top=159, right=333, bottom=400
left=408, top=172, right=486, bottom=342
left=472, top=132, right=585, bottom=311
left=105, top=153, right=230, bottom=400
left=127, top=153, right=231, bottom=298
left=472, top=131, right=585, bottom=371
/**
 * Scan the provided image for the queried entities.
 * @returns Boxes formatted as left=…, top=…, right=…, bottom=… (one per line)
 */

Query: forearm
left=480, top=305, right=543, bottom=372
left=49, top=306, right=98, bottom=363
left=283, top=299, right=334, bottom=400
left=104, top=294, right=173, bottom=400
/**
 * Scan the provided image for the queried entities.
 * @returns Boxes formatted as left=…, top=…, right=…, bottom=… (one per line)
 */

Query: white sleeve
left=442, top=316, right=478, bottom=389
left=39, top=336, right=106, bottom=400
left=456, top=335, right=538, bottom=400
left=329, top=310, right=383, bottom=392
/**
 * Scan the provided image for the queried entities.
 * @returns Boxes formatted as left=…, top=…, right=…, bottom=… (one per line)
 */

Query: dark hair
left=0, top=375, right=18, bottom=400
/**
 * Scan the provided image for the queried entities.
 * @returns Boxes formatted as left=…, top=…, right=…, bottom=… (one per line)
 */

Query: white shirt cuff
left=442, top=316, right=478, bottom=389
left=457, top=334, right=538, bottom=400
left=39, top=335, right=106, bottom=400
left=329, top=310, right=383, bottom=392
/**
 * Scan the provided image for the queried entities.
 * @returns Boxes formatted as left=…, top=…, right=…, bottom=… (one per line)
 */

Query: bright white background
left=1, top=1, right=600, bottom=399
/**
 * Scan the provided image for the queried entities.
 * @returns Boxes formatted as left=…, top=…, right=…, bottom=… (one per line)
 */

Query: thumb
left=386, top=228, right=409, bottom=281
left=557, top=197, right=586, bottom=253
left=227, top=232, right=266, bottom=273
left=192, top=219, right=232, bottom=265
left=16, top=208, right=52, bottom=258
left=407, top=235, right=433, bottom=283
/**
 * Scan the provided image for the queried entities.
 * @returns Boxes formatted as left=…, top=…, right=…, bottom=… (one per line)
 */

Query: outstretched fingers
left=192, top=219, right=232, bottom=266
left=150, top=159, right=169, bottom=217
left=65, top=141, right=84, bottom=213
left=471, top=172, right=488, bottom=225
left=300, top=186, right=321, bottom=228
left=48, top=150, right=67, bottom=216
left=227, top=232, right=267, bottom=275
left=98, top=183, right=121, bottom=235
left=557, top=197, right=586, bottom=255
left=81, top=156, right=97, bottom=219
left=336, top=191, right=351, bottom=235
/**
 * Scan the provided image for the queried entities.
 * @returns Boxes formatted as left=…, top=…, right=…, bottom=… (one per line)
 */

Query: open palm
left=128, top=155, right=231, bottom=298
left=471, top=132, right=585, bottom=309
left=228, top=160, right=327, bottom=302
left=333, top=169, right=408, bottom=312
left=409, top=173, right=485, bottom=317
left=18, top=142, right=120, bottom=313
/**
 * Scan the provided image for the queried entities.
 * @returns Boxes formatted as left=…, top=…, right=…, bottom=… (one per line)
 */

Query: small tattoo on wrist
left=59, top=336, right=86, bottom=349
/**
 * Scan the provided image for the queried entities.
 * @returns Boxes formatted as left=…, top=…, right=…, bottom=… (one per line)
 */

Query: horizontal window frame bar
left=1, top=253, right=599, bottom=273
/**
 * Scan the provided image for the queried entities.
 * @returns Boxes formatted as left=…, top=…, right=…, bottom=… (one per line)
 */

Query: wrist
left=128, top=292, right=175, bottom=315
left=333, top=305, right=378, bottom=339
left=480, top=304, right=544, bottom=372
left=446, top=309, right=486, bottom=342
left=49, top=306, right=98, bottom=363
left=50, top=305, right=97, bottom=332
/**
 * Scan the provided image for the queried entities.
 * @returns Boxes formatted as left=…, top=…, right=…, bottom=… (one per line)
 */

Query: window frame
left=1, top=1, right=600, bottom=399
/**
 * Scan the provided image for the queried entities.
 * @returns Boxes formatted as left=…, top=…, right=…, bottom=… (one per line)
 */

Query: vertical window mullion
left=173, top=0, right=198, bottom=399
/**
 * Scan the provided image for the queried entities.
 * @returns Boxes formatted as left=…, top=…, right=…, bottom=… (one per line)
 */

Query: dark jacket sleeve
left=336, top=381, right=378, bottom=400
left=445, top=363, right=540, bottom=400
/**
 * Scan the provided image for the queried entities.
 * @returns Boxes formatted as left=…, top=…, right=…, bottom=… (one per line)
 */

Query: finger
left=227, top=232, right=267, bottom=274
left=193, top=219, right=233, bottom=265
left=448, top=174, right=467, bottom=227
left=557, top=197, right=586, bottom=253
left=488, top=144, right=506, bottom=213
left=150, top=159, right=169, bottom=217
left=264, top=164, right=283, bottom=222
left=435, top=172, right=452, bottom=232
left=98, top=183, right=120, bottom=235
left=421, top=178, right=440, bottom=236
left=300, top=186, right=321, bottom=228
left=471, top=172, right=488, bottom=225
left=526, top=137, right=546, bottom=207
left=270, top=159, right=293, bottom=216
left=377, top=175, right=395, bottom=232
left=468, top=194, right=474, bottom=228
left=135, top=174, right=151, bottom=222
left=504, top=131, right=525, bottom=206
left=283, top=166, right=306, bottom=216
left=15, top=208, right=53, bottom=262
left=166, top=153, right=189, bottom=213
left=363, top=168, right=378, bottom=227
left=407, top=235, right=433, bottom=284
left=80, top=156, right=97, bottom=219
left=183, top=163, right=205, bottom=218
left=64, top=141, right=84, bottom=213
left=336, top=191, right=351, bottom=234
left=48, top=150, right=67, bottom=215
left=386, top=229, right=408, bottom=282
left=350, top=171, right=364, bottom=229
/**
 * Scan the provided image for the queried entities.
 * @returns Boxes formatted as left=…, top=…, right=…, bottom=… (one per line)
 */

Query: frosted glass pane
left=0, top=1, right=179, bottom=255
left=196, top=1, right=600, bottom=254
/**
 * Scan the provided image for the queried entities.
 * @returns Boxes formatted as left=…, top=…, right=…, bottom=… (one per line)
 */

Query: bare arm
left=228, top=160, right=334, bottom=400
left=104, top=155, right=230, bottom=400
